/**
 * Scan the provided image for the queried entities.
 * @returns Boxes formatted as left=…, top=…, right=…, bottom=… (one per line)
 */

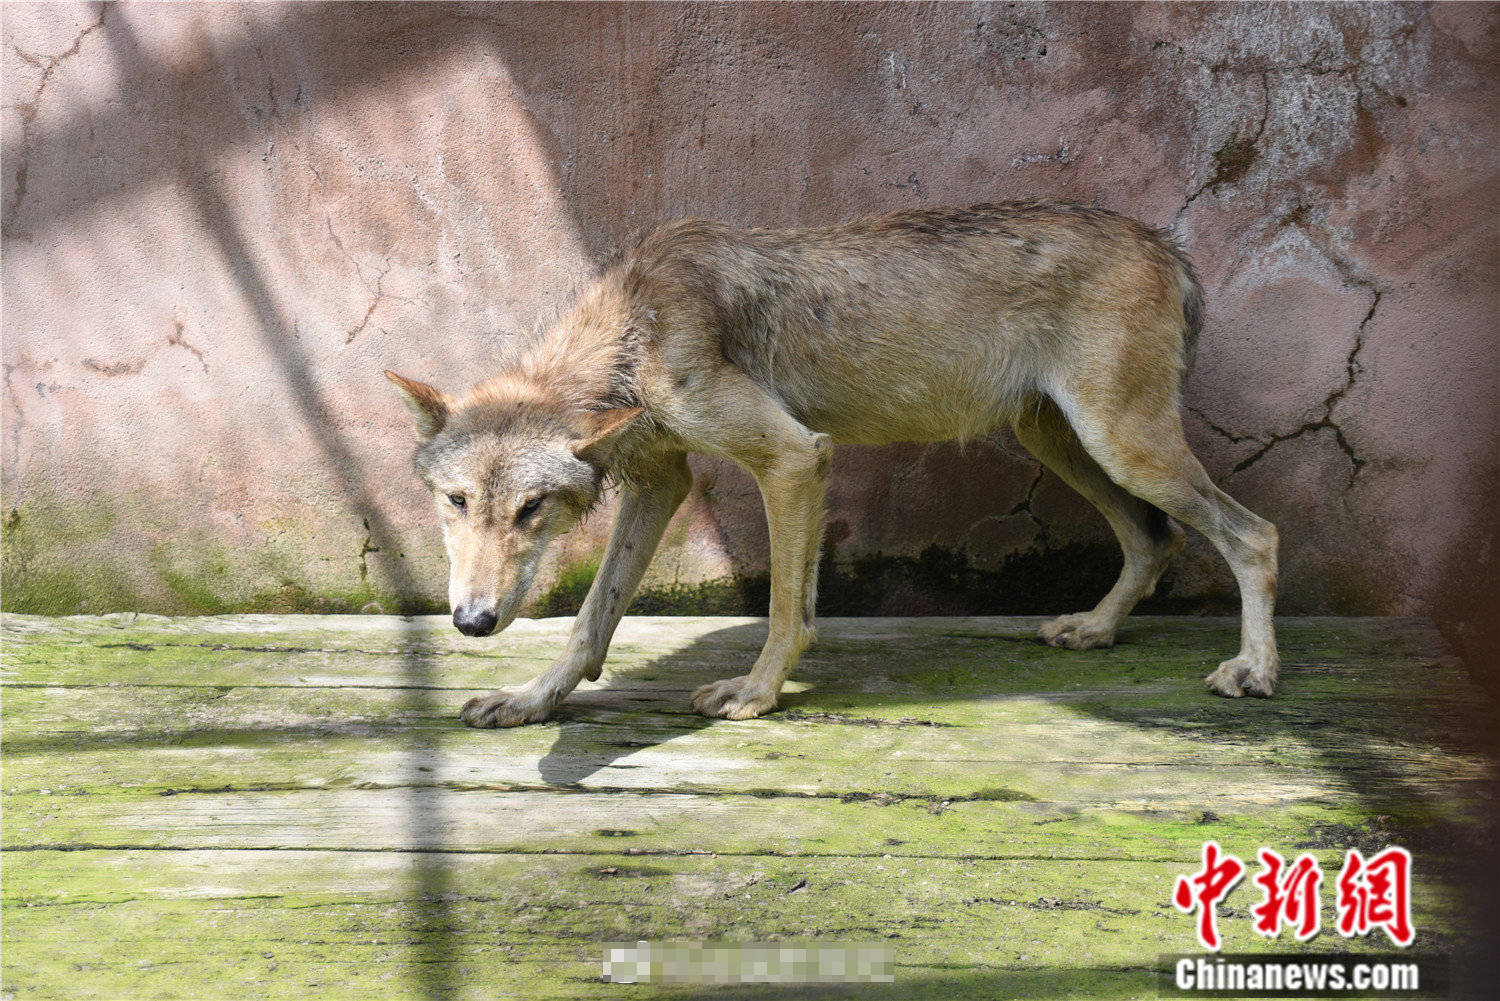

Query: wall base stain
left=532, top=543, right=1240, bottom=620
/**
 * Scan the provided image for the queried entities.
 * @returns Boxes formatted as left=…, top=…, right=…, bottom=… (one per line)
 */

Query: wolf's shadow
left=534, top=619, right=787, bottom=787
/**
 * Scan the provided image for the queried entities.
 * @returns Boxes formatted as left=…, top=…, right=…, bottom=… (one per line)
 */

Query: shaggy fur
left=388, top=201, right=1279, bottom=727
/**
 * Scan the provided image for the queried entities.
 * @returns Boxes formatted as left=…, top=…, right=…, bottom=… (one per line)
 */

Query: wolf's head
left=386, top=370, right=640, bottom=637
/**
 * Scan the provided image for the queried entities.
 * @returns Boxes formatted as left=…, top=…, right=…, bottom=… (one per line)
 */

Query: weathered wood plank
left=1, top=613, right=1490, bottom=1000
left=2, top=785, right=1448, bottom=859
left=0, top=614, right=1468, bottom=696
left=4, top=682, right=1489, bottom=785
left=1, top=850, right=1459, bottom=1001
left=2, top=715, right=1489, bottom=856
left=3, top=614, right=1489, bottom=829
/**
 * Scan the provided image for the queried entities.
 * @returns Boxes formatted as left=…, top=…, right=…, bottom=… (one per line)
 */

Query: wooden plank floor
left=2, top=613, right=1494, bottom=999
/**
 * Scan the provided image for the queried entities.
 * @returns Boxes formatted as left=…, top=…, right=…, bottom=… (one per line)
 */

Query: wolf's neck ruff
left=492, top=282, right=648, bottom=419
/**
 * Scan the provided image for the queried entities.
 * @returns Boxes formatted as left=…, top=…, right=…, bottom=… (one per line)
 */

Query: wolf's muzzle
left=453, top=605, right=499, bottom=637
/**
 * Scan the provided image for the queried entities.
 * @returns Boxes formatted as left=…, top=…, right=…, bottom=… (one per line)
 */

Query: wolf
left=387, top=201, right=1279, bottom=728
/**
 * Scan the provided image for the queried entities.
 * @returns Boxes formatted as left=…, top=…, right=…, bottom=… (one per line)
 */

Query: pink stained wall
left=3, top=2, right=1497, bottom=628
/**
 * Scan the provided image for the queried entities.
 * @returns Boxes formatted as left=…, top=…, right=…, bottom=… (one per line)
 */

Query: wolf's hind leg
left=1013, top=399, right=1185, bottom=650
left=1049, top=391, right=1280, bottom=697
left=461, top=452, right=692, bottom=728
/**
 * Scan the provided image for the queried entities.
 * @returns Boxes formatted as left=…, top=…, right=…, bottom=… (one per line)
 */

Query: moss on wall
left=0, top=495, right=446, bottom=616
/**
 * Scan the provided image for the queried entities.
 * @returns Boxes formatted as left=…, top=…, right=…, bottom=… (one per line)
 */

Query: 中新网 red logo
left=1173, top=842, right=1414, bottom=950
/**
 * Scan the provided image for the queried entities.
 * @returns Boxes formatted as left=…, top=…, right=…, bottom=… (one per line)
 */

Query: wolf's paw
left=460, top=686, right=555, bottom=728
left=690, top=675, right=778, bottom=720
left=1038, top=613, right=1117, bottom=650
left=1205, top=655, right=1278, bottom=699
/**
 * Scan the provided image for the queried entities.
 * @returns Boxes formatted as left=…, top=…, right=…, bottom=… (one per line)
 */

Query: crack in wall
left=1005, top=463, right=1049, bottom=540
left=1187, top=406, right=1258, bottom=446
left=81, top=356, right=146, bottom=377
left=2, top=3, right=108, bottom=239
left=1279, top=204, right=1383, bottom=298
left=344, top=263, right=394, bottom=346
left=1163, top=10, right=1420, bottom=229
left=51, top=327, right=208, bottom=385
left=1174, top=71, right=1271, bottom=226
left=167, top=321, right=210, bottom=373
left=2, top=363, right=25, bottom=479
left=358, top=517, right=379, bottom=583
left=1150, top=16, right=1416, bottom=82
left=1189, top=186, right=1391, bottom=489
left=1228, top=289, right=1380, bottom=486
left=323, top=216, right=413, bottom=346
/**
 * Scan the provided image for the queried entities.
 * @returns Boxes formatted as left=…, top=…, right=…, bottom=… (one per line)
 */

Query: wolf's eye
left=516, top=496, right=544, bottom=523
left=447, top=494, right=466, bottom=510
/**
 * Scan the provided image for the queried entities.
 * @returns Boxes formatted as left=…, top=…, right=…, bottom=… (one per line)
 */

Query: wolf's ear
left=571, top=407, right=644, bottom=461
left=385, top=371, right=450, bottom=441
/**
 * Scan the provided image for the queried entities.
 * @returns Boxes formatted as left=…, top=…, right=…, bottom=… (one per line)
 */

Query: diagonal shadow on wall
left=91, top=14, right=463, bottom=999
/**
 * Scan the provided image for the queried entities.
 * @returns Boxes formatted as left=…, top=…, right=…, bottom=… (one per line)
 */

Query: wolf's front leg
left=461, top=453, right=692, bottom=728
left=691, top=431, right=831, bottom=720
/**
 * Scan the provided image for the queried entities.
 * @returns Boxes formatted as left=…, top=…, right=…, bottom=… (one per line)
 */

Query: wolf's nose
left=453, top=606, right=499, bottom=637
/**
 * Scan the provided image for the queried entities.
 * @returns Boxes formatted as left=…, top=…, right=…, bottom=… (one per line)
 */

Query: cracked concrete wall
left=3, top=2, right=1497, bottom=625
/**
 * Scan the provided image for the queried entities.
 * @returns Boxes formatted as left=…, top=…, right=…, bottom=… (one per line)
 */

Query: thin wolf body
left=388, top=201, right=1280, bottom=727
